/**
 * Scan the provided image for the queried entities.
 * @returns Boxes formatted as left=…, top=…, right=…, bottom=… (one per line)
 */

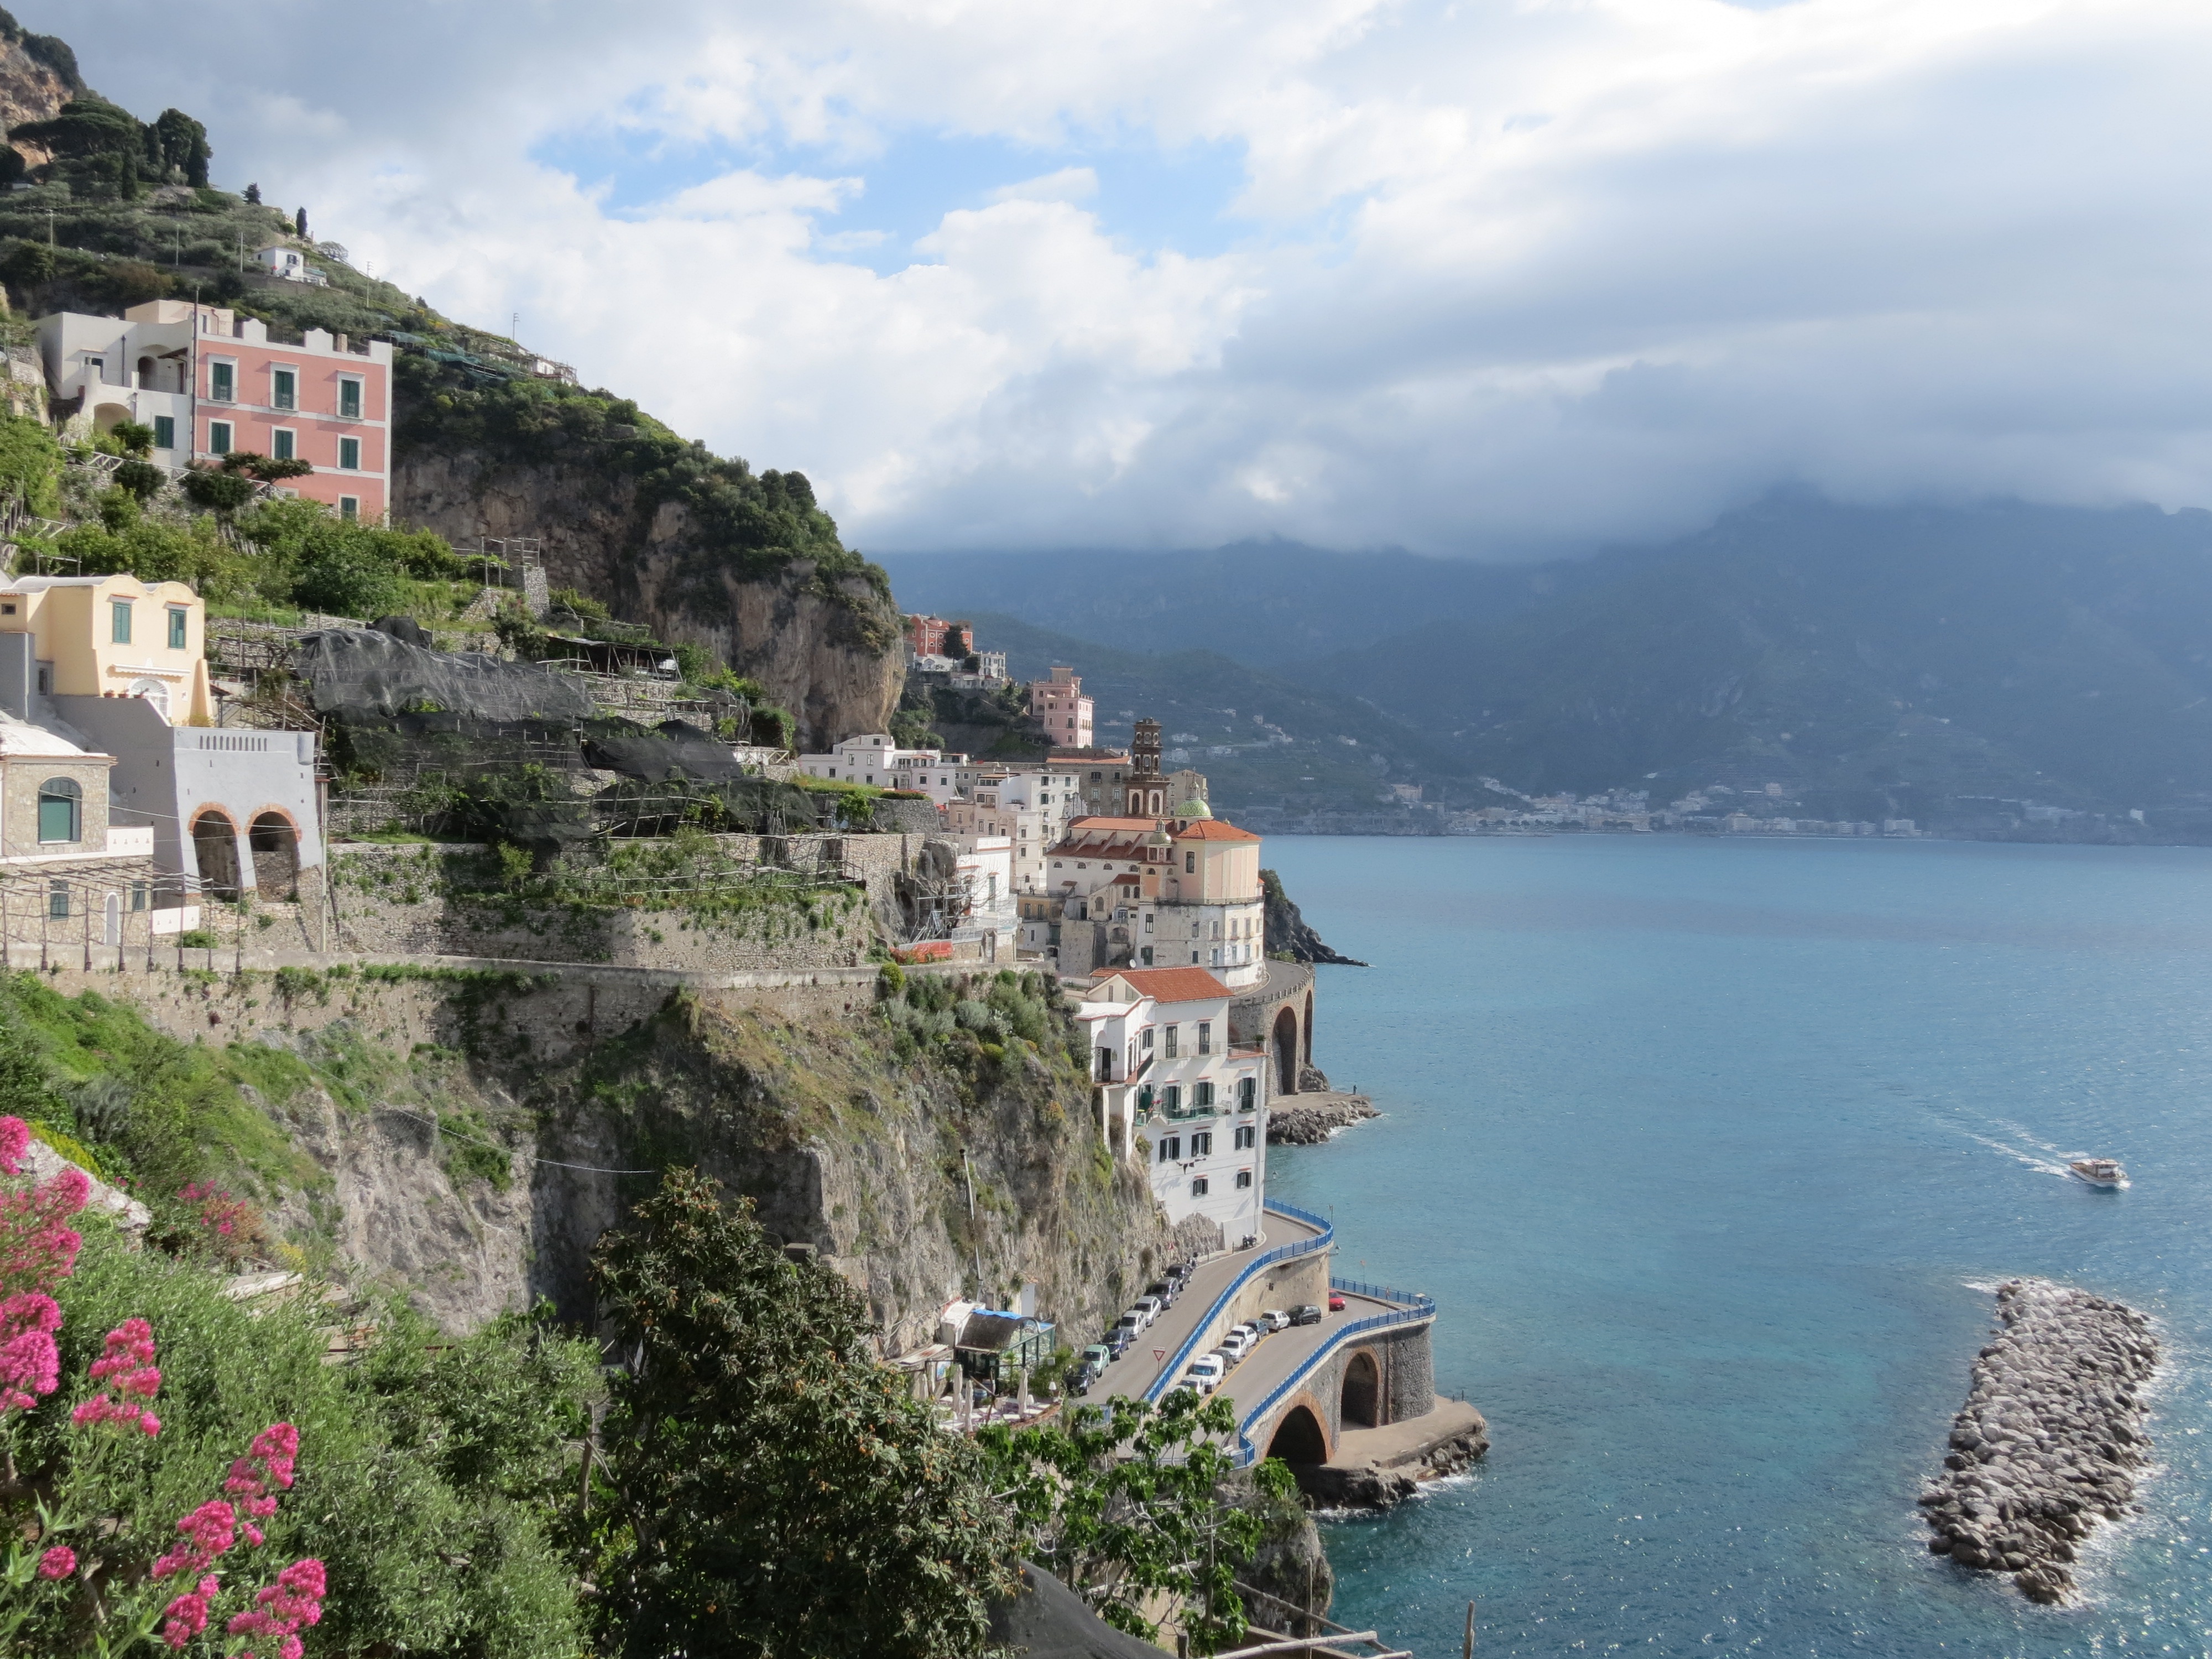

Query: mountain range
left=885, top=495, right=2212, bottom=839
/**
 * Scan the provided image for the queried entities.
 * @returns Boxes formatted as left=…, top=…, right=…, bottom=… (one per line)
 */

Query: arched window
left=37, top=778, right=81, bottom=843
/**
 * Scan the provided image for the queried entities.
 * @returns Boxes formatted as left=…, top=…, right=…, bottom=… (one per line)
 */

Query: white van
left=1183, top=1355, right=1226, bottom=1394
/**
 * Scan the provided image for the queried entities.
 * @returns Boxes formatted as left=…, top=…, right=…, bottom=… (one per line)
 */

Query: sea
left=1259, top=834, right=2212, bottom=1658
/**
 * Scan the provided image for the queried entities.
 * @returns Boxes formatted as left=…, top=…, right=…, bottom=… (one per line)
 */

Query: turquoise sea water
left=1259, top=836, right=2212, bottom=1659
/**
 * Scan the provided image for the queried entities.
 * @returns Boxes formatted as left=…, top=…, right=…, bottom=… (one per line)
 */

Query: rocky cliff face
left=0, top=23, right=83, bottom=168
left=102, top=971, right=1166, bottom=1350
left=395, top=442, right=902, bottom=752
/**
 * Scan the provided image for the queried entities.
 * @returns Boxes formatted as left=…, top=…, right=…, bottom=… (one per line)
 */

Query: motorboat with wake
left=2068, top=1157, right=2127, bottom=1189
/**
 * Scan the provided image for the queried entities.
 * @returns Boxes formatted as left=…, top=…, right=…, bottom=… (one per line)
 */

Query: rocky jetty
left=1267, top=1095, right=1380, bottom=1145
left=1919, top=1278, right=2158, bottom=1604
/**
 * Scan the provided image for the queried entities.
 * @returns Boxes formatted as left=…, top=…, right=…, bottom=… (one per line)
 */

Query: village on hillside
left=0, top=294, right=1476, bottom=1512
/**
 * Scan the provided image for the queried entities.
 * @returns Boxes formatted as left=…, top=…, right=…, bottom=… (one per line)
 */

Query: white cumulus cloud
left=37, top=0, right=2212, bottom=555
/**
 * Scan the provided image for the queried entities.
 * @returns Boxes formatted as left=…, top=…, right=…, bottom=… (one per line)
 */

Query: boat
left=2068, top=1158, right=2126, bottom=1189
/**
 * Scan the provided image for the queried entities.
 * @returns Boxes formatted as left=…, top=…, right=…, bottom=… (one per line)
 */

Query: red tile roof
left=1175, top=820, right=1262, bottom=842
left=1103, top=967, right=1232, bottom=1005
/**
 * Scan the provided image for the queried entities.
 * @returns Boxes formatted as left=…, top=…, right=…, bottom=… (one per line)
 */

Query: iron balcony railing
left=1228, top=1276, right=1438, bottom=1467
left=1142, top=1202, right=1334, bottom=1405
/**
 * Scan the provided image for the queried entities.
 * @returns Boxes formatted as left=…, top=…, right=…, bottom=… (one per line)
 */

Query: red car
left=1327, top=1292, right=1346, bottom=1313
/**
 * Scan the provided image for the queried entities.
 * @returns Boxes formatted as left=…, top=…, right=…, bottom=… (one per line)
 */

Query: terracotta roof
left=1103, top=967, right=1232, bottom=1005
left=1065, top=816, right=1156, bottom=832
left=1175, top=820, right=1261, bottom=843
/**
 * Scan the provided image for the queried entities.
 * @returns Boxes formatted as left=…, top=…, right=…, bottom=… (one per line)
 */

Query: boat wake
left=1965, top=1133, right=2076, bottom=1180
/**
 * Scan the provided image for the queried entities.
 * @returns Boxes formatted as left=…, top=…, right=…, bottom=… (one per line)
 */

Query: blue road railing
left=1230, top=1279, right=1438, bottom=1467
left=1142, top=1203, right=1334, bottom=1404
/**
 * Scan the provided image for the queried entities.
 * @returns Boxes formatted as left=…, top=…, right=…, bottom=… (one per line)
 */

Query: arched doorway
left=92, top=401, right=133, bottom=436
left=103, top=891, right=121, bottom=947
left=1273, top=1007, right=1299, bottom=1095
left=1304, top=988, right=1314, bottom=1064
left=129, top=677, right=171, bottom=722
left=1341, top=1350, right=1381, bottom=1430
left=1266, top=1404, right=1328, bottom=1464
left=191, top=809, right=242, bottom=899
left=249, top=812, right=299, bottom=900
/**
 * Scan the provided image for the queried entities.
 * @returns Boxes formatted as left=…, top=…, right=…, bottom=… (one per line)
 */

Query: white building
left=253, top=245, right=328, bottom=286
left=1035, top=808, right=1267, bottom=987
left=1077, top=967, right=1269, bottom=1243
left=796, top=734, right=969, bottom=799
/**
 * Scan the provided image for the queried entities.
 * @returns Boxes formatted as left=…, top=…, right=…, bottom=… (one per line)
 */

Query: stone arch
left=1341, top=1348, right=1381, bottom=1430
left=91, top=400, right=134, bottom=436
left=248, top=810, right=300, bottom=900
left=136, top=356, right=155, bottom=389
left=1266, top=1401, right=1329, bottom=1465
left=190, top=808, right=242, bottom=900
left=1273, top=1006, right=1299, bottom=1095
left=1303, top=988, right=1314, bottom=1064
left=129, top=677, right=171, bottom=722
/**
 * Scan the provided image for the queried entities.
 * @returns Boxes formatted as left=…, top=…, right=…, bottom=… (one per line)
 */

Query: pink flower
left=36, top=1544, right=75, bottom=1579
left=160, top=1577, right=219, bottom=1650
left=0, top=1293, right=62, bottom=1417
left=74, top=1318, right=161, bottom=1436
left=228, top=1557, right=327, bottom=1656
left=225, top=1422, right=299, bottom=1519
left=0, top=1165, right=87, bottom=1297
left=152, top=1501, right=236, bottom=1580
left=0, top=1117, right=26, bottom=1177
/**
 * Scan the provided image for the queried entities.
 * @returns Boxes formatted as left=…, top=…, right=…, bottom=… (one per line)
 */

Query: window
left=1191, top=1131, right=1212, bottom=1156
left=1164, top=1026, right=1178, bottom=1059
left=270, top=367, right=297, bottom=410
left=208, top=362, right=234, bottom=401
left=338, top=497, right=359, bottom=522
left=1235, top=1125, right=1256, bottom=1150
left=1161, top=1085, right=1181, bottom=1114
left=37, top=778, right=80, bottom=843
left=1140, top=947, right=1153, bottom=965
left=207, top=420, right=233, bottom=455
left=1185, top=851, right=1196, bottom=873
left=1195, top=1081, right=1214, bottom=1108
left=168, top=607, right=189, bottom=650
left=109, top=600, right=132, bottom=644
left=1141, top=1027, right=1154, bottom=1051
left=48, top=881, right=69, bottom=920
left=1198, top=1021, right=1212, bottom=1055
left=1235, top=1170, right=1253, bottom=1189
left=1157, top=1136, right=1180, bottom=1162
left=272, top=428, right=295, bottom=461
left=1238, top=1077, right=1256, bottom=1112
left=1144, top=912, right=1154, bottom=932
left=129, top=883, right=148, bottom=912
left=338, top=378, right=363, bottom=419
left=152, top=415, right=175, bottom=450
left=337, top=436, right=362, bottom=471
left=1190, top=1177, right=1209, bottom=1197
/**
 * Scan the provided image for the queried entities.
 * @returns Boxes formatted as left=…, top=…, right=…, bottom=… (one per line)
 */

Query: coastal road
left=1210, top=1287, right=1404, bottom=1449
left=1086, top=1209, right=1329, bottom=1405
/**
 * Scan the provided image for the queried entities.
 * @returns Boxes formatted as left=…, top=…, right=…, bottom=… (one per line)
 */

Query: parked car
left=1067, top=1362, right=1098, bottom=1397
left=1183, top=1355, right=1225, bottom=1394
left=1166, top=1263, right=1193, bottom=1288
left=1289, top=1304, right=1323, bottom=1327
left=1083, top=1343, right=1113, bottom=1373
left=1146, top=1279, right=1177, bottom=1307
left=1219, top=1328, right=1254, bottom=1361
left=1133, top=1295, right=1166, bottom=1325
left=1103, top=1326, right=1134, bottom=1357
left=1327, top=1292, right=1347, bottom=1312
left=1258, top=1310, right=1290, bottom=1333
left=1230, top=1321, right=1262, bottom=1348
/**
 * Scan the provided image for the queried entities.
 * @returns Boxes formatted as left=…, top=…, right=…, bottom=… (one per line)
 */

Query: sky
left=36, top=0, right=2212, bottom=559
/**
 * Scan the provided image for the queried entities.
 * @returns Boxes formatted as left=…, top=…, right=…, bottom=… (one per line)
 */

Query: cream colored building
left=0, top=573, right=215, bottom=726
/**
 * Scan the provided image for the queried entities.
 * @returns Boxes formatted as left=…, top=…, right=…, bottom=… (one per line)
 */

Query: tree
left=243, top=182, right=260, bottom=206
left=294, top=206, right=307, bottom=239
left=150, top=109, right=210, bottom=187
left=588, top=1168, right=1022, bottom=1659
left=980, top=1393, right=1297, bottom=1655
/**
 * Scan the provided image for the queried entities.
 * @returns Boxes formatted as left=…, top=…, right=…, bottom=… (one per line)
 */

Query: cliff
left=393, top=359, right=904, bottom=750
left=11, top=965, right=1168, bottom=1352
left=1262, top=869, right=1367, bottom=966
left=0, top=12, right=82, bottom=170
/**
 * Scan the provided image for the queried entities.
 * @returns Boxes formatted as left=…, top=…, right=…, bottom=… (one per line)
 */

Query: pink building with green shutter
left=36, top=300, right=393, bottom=522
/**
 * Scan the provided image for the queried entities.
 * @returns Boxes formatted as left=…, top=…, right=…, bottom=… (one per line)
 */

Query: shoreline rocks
left=1919, top=1278, right=2158, bottom=1605
left=1267, top=1095, right=1380, bottom=1146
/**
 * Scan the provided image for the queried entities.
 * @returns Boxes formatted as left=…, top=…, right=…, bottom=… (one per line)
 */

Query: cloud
left=35, top=0, right=2212, bottom=556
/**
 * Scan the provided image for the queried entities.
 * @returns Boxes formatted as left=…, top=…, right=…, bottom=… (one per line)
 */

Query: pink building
left=38, top=300, right=394, bottom=522
left=1030, top=665, right=1094, bottom=749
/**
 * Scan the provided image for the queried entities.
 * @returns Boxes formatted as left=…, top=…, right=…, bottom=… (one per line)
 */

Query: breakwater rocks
left=1267, top=1095, right=1380, bottom=1145
left=1919, top=1278, right=2158, bottom=1605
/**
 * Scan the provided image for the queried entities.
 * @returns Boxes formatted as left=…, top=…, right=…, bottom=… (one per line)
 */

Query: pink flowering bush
left=170, top=1182, right=268, bottom=1269
left=71, top=1316, right=162, bottom=1437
